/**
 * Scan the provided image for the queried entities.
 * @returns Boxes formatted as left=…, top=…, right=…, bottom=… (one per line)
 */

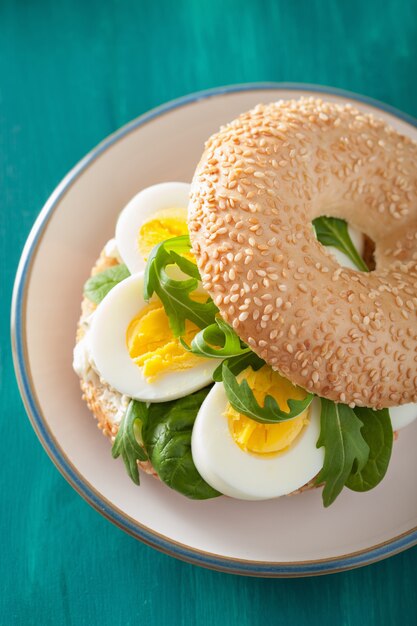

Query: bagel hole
left=312, top=216, right=375, bottom=271
left=363, top=235, right=376, bottom=271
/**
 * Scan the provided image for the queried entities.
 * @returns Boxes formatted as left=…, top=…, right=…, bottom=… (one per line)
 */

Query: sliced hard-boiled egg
left=191, top=369, right=324, bottom=500
left=89, top=272, right=219, bottom=402
left=389, top=403, right=417, bottom=430
left=227, top=366, right=310, bottom=457
left=115, top=182, right=190, bottom=274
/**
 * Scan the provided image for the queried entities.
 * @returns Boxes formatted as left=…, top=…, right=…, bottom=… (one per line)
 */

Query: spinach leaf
left=313, top=216, right=369, bottom=272
left=112, top=400, right=148, bottom=485
left=144, top=235, right=218, bottom=336
left=316, top=399, right=370, bottom=506
left=182, top=317, right=250, bottom=359
left=142, top=388, right=220, bottom=500
left=84, top=263, right=130, bottom=304
left=212, top=351, right=265, bottom=382
left=222, top=363, right=314, bottom=424
left=346, top=407, right=393, bottom=492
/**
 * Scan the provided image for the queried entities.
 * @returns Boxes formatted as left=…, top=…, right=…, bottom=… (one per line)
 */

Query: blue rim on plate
left=11, top=82, right=417, bottom=577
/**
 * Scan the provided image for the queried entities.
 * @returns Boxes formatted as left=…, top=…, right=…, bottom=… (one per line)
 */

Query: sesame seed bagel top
left=188, top=98, right=417, bottom=408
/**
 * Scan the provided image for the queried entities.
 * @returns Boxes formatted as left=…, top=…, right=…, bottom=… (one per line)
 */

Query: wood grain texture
left=1, top=0, right=417, bottom=623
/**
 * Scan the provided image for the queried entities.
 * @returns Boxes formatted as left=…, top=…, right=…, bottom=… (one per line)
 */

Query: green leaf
left=182, top=317, right=251, bottom=359
left=346, top=407, right=393, bottom=492
left=84, top=263, right=130, bottom=304
left=212, top=352, right=265, bottom=382
left=313, top=216, right=369, bottom=272
left=316, top=399, right=370, bottom=507
left=142, top=388, right=220, bottom=500
left=143, top=235, right=218, bottom=336
left=222, top=364, right=314, bottom=424
left=112, top=400, right=148, bottom=485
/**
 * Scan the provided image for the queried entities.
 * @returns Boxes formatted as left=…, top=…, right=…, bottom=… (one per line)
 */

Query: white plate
left=11, top=84, right=417, bottom=577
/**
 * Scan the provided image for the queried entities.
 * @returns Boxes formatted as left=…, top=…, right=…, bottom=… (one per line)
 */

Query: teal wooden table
left=2, top=1, right=417, bottom=623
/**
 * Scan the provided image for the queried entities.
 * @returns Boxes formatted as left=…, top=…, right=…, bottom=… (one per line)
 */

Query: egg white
left=191, top=388, right=324, bottom=500
left=115, top=182, right=191, bottom=274
left=326, top=225, right=365, bottom=270
left=89, top=272, right=220, bottom=402
left=389, top=403, right=417, bottom=430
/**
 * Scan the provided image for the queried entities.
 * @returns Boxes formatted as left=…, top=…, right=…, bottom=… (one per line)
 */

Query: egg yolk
left=226, top=366, right=310, bottom=457
left=138, top=207, right=189, bottom=260
left=126, top=300, right=202, bottom=381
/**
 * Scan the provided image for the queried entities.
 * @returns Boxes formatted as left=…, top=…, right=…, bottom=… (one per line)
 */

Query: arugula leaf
left=213, top=351, right=265, bottom=382
left=183, top=317, right=251, bottom=359
left=142, top=388, right=220, bottom=500
left=112, top=400, right=148, bottom=485
left=316, top=399, right=370, bottom=507
left=144, top=235, right=218, bottom=336
left=346, top=407, right=393, bottom=492
left=313, top=216, right=369, bottom=272
left=84, top=263, right=130, bottom=304
left=222, top=363, right=314, bottom=424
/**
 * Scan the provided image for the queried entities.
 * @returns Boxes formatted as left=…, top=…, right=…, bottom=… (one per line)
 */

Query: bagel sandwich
left=74, top=99, right=417, bottom=506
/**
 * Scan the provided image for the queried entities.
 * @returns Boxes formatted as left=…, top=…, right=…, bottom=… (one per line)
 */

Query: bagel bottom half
left=76, top=251, right=158, bottom=479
